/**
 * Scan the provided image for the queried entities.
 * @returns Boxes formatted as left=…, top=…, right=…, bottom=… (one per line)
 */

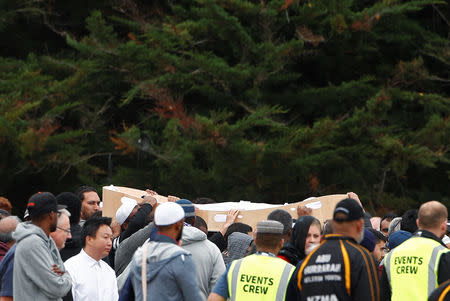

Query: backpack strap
left=141, top=242, right=148, bottom=301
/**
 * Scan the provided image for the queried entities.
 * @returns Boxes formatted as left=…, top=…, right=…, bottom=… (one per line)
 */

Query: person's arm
left=347, top=192, right=372, bottom=228
left=16, top=237, right=72, bottom=298
left=119, top=196, right=156, bottom=242
left=0, top=256, right=13, bottom=299
left=208, top=210, right=239, bottom=252
left=208, top=264, right=230, bottom=301
left=297, top=205, right=312, bottom=217
left=219, top=209, right=239, bottom=237
left=118, top=275, right=134, bottom=301
left=438, top=252, right=450, bottom=284
left=207, top=293, right=226, bottom=301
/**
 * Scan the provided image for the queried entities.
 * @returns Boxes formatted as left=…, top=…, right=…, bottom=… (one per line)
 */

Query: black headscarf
left=278, top=216, right=318, bottom=266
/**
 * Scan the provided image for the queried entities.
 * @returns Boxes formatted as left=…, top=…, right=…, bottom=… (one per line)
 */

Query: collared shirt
left=65, top=249, right=118, bottom=301
left=255, top=251, right=277, bottom=257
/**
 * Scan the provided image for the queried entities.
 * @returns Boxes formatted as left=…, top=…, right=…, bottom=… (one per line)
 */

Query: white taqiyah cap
left=116, top=197, right=138, bottom=225
left=154, top=202, right=185, bottom=226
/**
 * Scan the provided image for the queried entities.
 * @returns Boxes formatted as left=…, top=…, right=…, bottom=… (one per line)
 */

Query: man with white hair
left=50, top=208, right=72, bottom=251
left=0, top=216, right=20, bottom=301
left=128, top=202, right=201, bottom=300
left=0, top=216, right=20, bottom=262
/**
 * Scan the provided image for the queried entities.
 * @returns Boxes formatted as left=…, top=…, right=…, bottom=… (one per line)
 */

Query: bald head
left=0, top=216, right=20, bottom=233
left=418, top=201, right=447, bottom=228
left=418, top=201, right=447, bottom=237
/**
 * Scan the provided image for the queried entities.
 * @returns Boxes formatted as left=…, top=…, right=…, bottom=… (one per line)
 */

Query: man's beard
left=357, top=228, right=365, bottom=243
left=176, top=227, right=183, bottom=242
left=49, top=213, right=57, bottom=232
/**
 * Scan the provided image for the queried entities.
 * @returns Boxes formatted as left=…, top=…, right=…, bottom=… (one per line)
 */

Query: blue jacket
left=130, top=233, right=201, bottom=301
left=0, top=244, right=15, bottom=297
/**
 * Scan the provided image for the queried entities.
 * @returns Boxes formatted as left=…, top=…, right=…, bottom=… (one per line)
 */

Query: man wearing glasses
left=50, top=208, right=72, bottom=251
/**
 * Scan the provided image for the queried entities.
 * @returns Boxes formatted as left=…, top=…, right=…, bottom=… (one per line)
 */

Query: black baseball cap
left=333, top=198, right=364, bottom=222
left=27, top=192, right=65, bottom=218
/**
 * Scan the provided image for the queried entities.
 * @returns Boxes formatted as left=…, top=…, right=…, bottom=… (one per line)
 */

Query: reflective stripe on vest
left=227, top=254, right=295, bottom=301
left=384, top=237, right=449, bottom=300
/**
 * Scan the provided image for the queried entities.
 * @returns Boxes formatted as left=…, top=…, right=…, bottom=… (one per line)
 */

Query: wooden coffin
left=102, top=185, right=346, bottom=231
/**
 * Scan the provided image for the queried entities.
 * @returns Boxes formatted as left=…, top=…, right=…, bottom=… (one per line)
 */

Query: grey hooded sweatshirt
left=130, top=234, right=201, bottom=301
left=181, top=226, right=226, bottom=301
left=13, top=222, right=72, bottom=301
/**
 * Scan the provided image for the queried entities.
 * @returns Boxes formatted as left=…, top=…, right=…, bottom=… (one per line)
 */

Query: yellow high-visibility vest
left=227, top=254, right=295, bottom=301
left=384, top=236, right=449, bottom=301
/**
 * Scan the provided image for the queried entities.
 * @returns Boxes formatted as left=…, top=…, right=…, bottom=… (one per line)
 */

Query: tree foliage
left=0, top=0, right=449, bottom=213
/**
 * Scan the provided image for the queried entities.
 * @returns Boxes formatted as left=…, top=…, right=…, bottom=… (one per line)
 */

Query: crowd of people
left=0, top=189, right=448, bottom=301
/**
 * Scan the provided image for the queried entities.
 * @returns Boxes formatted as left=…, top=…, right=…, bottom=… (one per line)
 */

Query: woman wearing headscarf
left=278, top=216, right=321, bottom=266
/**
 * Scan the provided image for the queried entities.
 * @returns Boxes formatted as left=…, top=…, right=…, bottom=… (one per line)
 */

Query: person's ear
left=440, top=220, right=447, bottom=237
left=86, top=235, right=93, bottom=246
left=176, top=220, right=184, bottom=231
left=356, top=219, right=364, bottom=233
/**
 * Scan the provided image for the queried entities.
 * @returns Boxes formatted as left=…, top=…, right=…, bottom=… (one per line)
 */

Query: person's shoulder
left=271, top=255, right=295, bottom=268
left=64, top=252, right=80, bottom=262
left=171, top=249, right=193, bottom=263
left=64, top=252, right=84, bottom=268
left=15, top=234, right=46, bottom=253
left=202, top=237, right=222, bottom=253
left=343, top=239, right=371, bottom=256
left=154, top=241, right=191, bottom=255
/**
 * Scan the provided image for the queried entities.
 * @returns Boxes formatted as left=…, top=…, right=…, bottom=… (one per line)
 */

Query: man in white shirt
left=65, top=217, right=118, bottom=301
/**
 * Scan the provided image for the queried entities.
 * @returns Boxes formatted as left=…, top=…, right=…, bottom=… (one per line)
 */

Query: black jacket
left=208, top=231, right=227, bottom=252
left=286, top=234, right=380, bottom=301
left=428, top=280, right=450, bottom=301
left=108, top=202, right=153, bottom=269
left=380, top=230, right=450, bottom=300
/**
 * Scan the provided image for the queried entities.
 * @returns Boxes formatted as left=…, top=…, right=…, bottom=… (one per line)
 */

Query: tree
left=0, top=0, right=448, bottom=213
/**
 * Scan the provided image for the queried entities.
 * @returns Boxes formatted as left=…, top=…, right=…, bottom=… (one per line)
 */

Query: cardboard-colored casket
left=102, top=185, right=346, bottom=231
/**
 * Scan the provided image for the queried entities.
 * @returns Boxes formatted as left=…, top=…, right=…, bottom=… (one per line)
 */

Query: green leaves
left=1, top=0, right=449, bottom=211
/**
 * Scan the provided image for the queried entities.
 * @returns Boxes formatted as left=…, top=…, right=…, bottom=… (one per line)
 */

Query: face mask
left=305, top=243, right=320, bottom=255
